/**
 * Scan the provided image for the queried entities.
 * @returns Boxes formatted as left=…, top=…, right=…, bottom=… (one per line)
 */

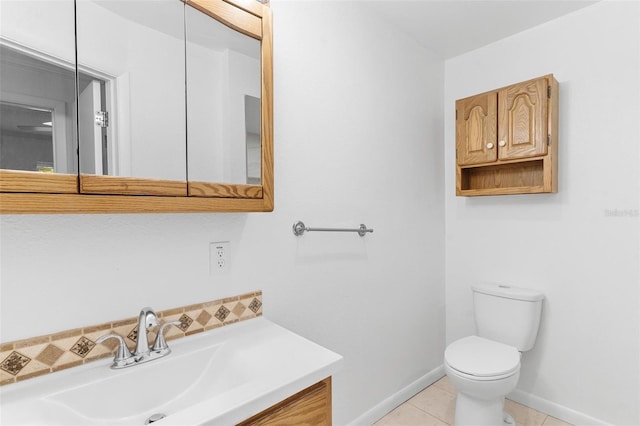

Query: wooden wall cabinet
left=238, top=378, right=333, bottom=426
left=456, top=74, right=558, bottom=196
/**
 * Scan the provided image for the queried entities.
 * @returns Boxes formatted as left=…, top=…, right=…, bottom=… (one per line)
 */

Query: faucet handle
left=96, top=333, right=133, bottom=367
left=152, top=320, right=182, bottom=352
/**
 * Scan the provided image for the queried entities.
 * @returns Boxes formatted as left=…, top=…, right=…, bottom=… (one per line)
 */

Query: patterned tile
left=127, top=327, right=138, bottom=343
left=0, top=351, right=31, bottom=376
left=248, top=297, right=262, bottom=313
left=70, top=337, right=96, bottom=358
left=215, top=305, right=231, bottom=322
left=202, top=303, right=222, bottom=327
left=36, top=344, right=65, bottom=366
left=52, top=330, right=96, bottom=369
left=177, top=314, right=193, bottom=332
left=0, top=291, right=262, bottom=386
left=232, top=302, right=247, bottom=318
left=196, top=310, right=212, bottom=327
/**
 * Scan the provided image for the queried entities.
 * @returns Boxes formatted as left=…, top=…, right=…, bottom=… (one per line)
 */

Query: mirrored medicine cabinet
left=0, top=0, right=273, bottom=213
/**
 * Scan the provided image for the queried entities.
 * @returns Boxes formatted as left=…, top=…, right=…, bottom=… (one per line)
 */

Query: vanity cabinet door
left=238, top=378, right=332, bottom=426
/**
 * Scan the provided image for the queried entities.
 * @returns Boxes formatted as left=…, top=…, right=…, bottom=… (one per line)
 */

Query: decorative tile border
left=0, top=291, right=262, bottom=386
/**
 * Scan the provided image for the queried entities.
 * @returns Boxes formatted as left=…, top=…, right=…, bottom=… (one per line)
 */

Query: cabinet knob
left=498, top=140, right=506, bottom=147
left=486, top=142, right=494, bottom=149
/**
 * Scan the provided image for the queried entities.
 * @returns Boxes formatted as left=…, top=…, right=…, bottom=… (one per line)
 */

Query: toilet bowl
left=445, top=336, right=520, bottom=425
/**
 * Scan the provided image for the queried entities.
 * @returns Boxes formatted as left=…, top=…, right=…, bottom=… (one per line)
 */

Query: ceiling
left=366, top=0, right=599, bottom=58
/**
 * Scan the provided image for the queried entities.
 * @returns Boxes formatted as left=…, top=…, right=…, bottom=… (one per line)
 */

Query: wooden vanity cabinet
left=456, top=74, right=558, bottom=196
left=238, top=378, right=333, bottom=426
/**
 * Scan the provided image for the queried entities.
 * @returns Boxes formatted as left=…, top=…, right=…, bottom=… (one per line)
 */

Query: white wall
left=444, top=1, right=640, bottom=424
left=0, top=1, right=445, bottom=424
left=0, top=1, right=75, bottom=65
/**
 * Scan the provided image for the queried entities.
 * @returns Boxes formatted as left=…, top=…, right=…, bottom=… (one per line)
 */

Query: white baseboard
left=347, top=364, right=613, bottom=426
left=347, top=365, right=446, bottom=426
left=508, top=389, right=612, bottom=426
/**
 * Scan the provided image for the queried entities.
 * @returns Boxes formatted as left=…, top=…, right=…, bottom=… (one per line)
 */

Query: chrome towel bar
left=292, top=221, right=373, bottom=237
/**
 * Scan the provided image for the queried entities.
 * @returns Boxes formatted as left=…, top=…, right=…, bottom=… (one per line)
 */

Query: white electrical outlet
left=210, top=241, right=230, bottom=274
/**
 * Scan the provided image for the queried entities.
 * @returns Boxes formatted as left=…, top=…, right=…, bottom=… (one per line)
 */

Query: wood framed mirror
left=0, top=0, right=273, bottom=213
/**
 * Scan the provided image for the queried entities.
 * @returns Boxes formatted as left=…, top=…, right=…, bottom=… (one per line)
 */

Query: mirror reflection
left=186, top=6, right=262, bottom=185
left=0, top=0, right=77, bottom=174
left=1, top=0, right=265, bottom=190
left=1, top=101, right=54, bottom=172
left=75, top=0, right=186, bottom=181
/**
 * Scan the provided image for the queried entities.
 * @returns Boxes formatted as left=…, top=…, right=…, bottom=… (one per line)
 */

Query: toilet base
left=454, top=392, right=507, bottom=426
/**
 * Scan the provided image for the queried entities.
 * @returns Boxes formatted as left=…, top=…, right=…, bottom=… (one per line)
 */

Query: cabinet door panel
left=238, top=378, right=331, bottom=426
left=498, top=78, right=548, bottom=160
left=456, top=93, right=497, bottom=165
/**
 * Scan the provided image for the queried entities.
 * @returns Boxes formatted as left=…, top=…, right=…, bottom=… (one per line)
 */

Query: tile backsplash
left=0, top=291, right=262, bottom=386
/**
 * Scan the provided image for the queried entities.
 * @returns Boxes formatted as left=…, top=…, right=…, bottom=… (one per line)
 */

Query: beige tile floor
left=373, top=376, right=573, bottom=426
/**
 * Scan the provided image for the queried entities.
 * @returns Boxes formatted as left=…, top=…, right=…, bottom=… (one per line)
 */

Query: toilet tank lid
left=472, top=284, right=544, bottom=301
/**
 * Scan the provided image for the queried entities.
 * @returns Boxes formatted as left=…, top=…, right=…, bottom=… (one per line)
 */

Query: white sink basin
left=0, top=317, right=343, bottom=425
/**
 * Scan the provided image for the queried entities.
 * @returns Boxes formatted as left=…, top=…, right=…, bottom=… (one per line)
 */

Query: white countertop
left=0, top=317, right=343, bottom=425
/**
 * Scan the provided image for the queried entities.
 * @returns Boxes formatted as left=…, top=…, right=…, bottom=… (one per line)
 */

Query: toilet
left=444, top=284, right=544, bottom=426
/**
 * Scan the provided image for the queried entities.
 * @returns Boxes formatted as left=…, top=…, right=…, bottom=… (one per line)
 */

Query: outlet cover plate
left=210, top=241, right=230, bottom=275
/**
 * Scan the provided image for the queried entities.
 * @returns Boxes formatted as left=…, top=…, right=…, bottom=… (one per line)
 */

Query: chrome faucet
left=97, top=307, right=181, bottom=369
left=134, top=307, right=159, bottom=356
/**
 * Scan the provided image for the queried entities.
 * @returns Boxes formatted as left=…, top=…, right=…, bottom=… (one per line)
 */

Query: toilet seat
left=445, top=336, right=520, bottom=380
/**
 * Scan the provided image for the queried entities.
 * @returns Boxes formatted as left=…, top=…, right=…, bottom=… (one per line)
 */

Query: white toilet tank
left=472, top=284, right=544, bottom=352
